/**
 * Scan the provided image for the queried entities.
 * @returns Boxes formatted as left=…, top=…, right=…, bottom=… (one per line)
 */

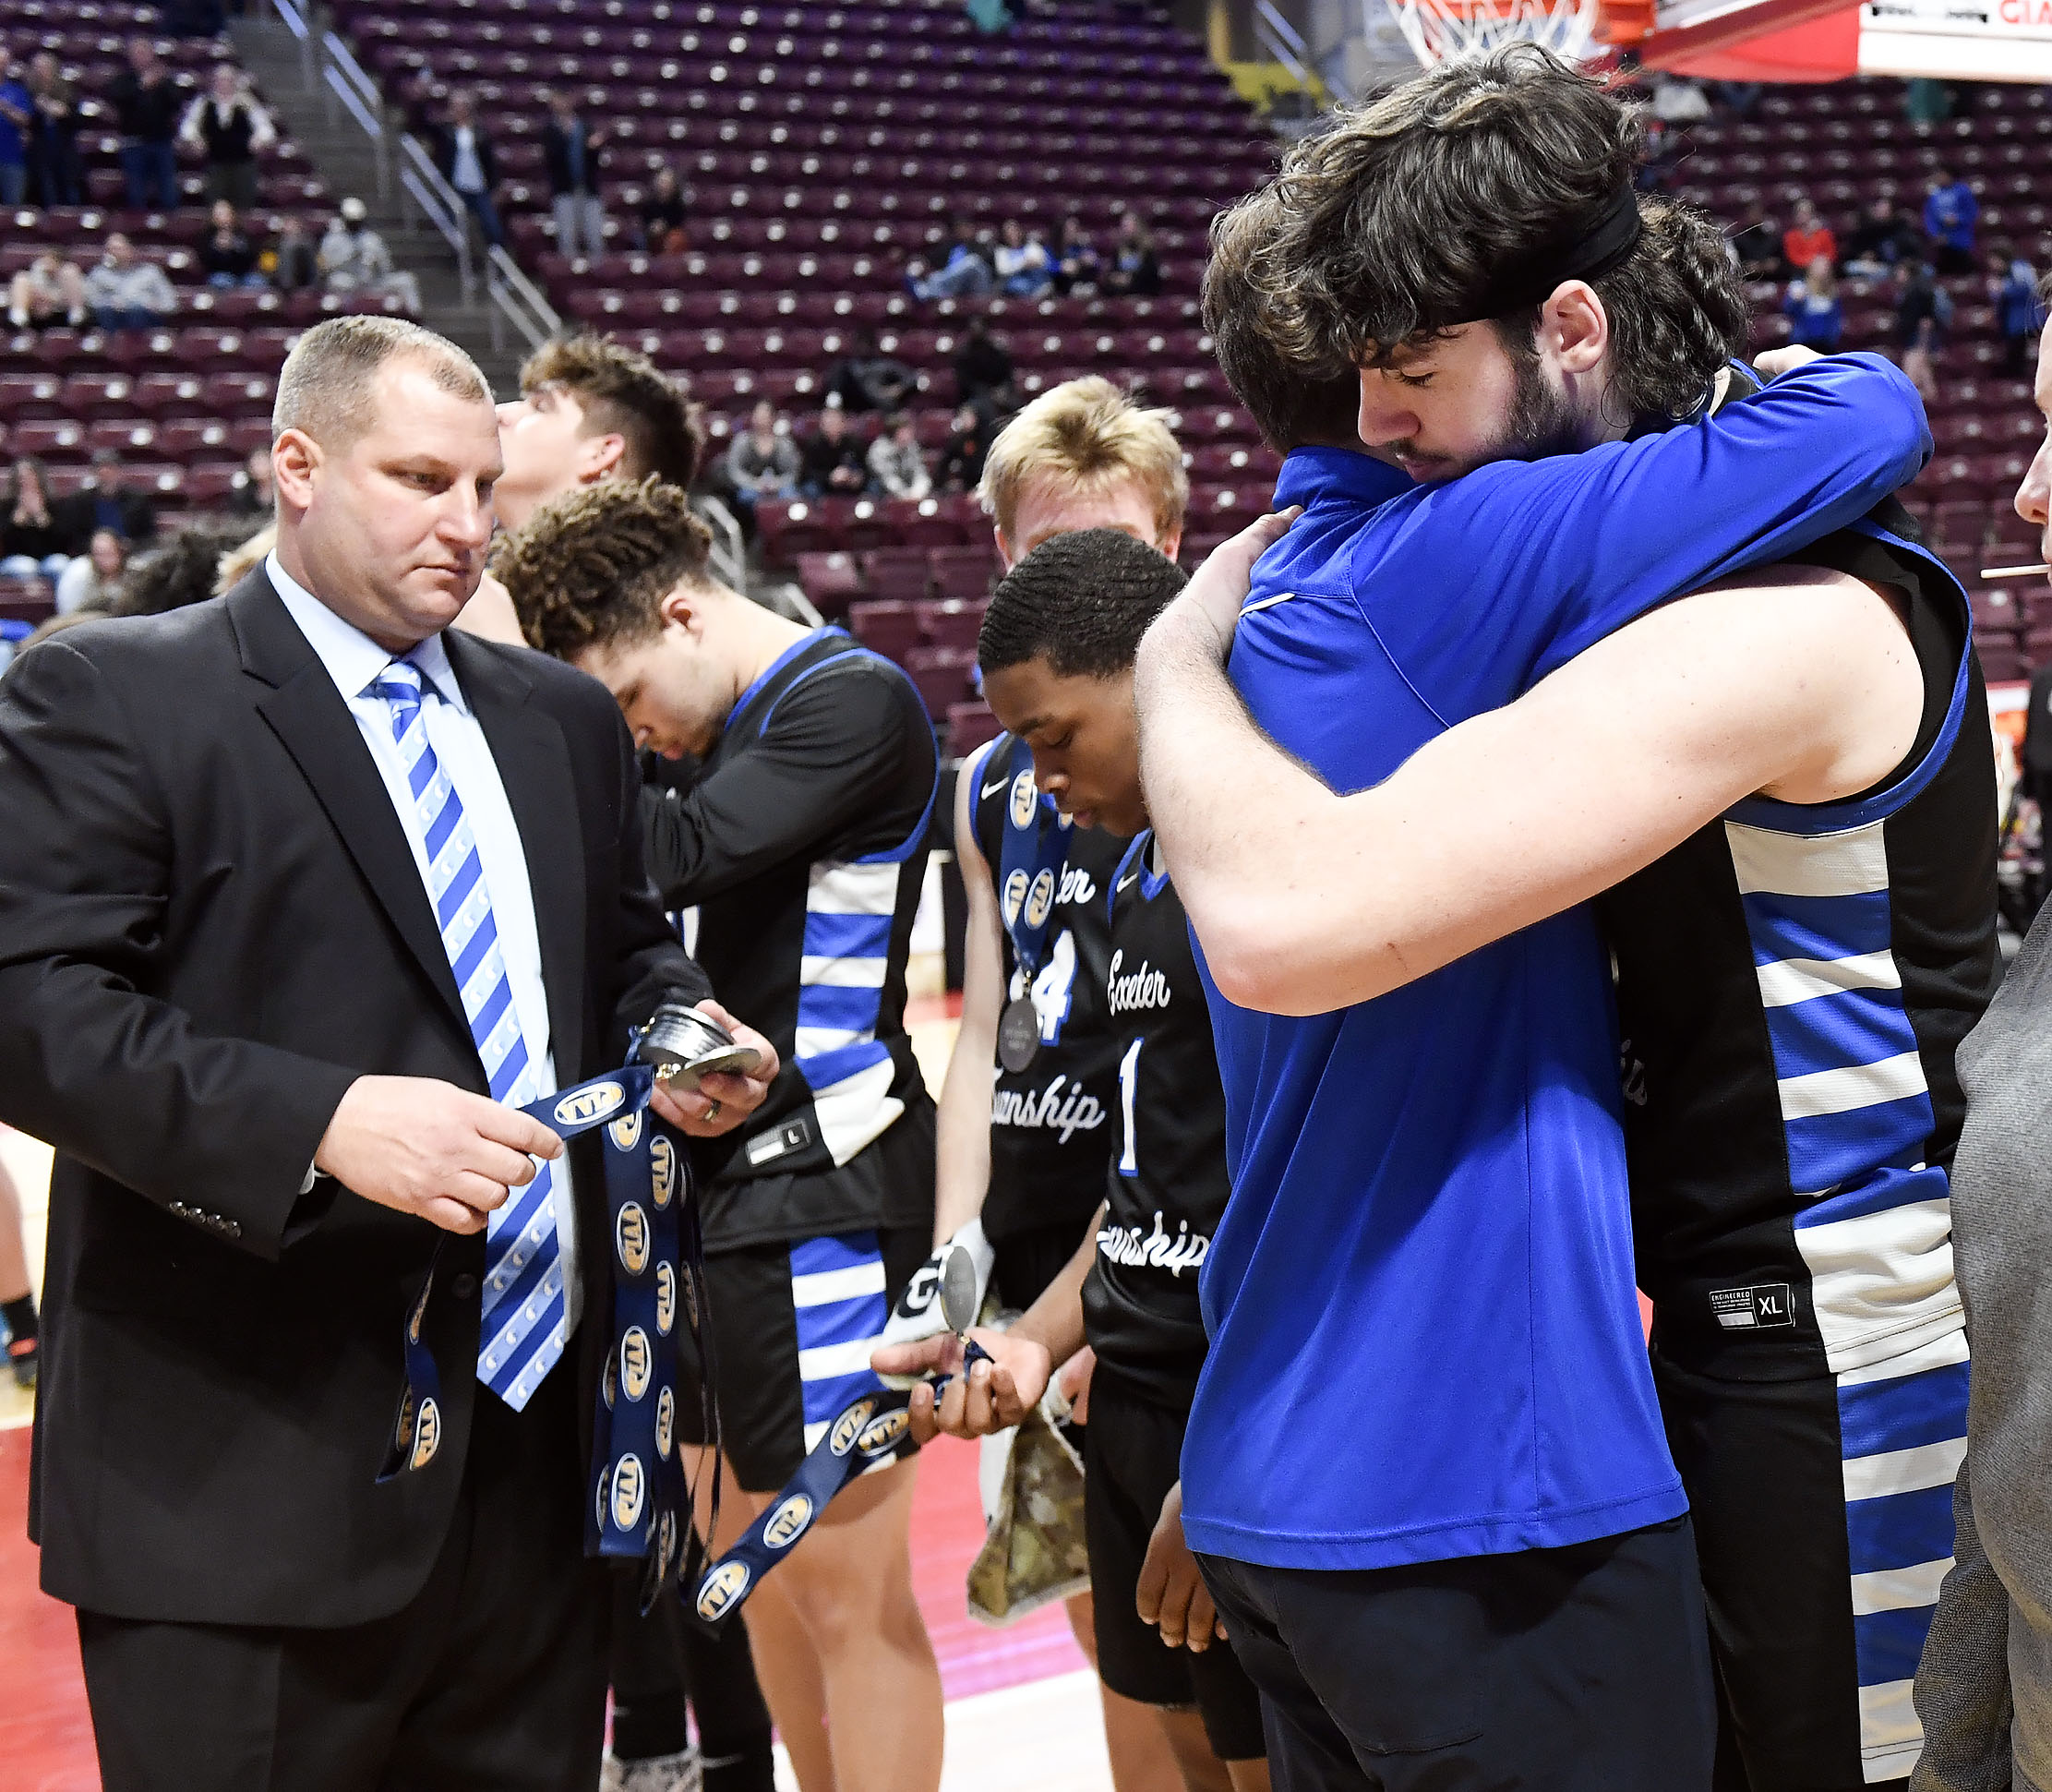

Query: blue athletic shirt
left=1181, top=354, right=1933, bottom=1570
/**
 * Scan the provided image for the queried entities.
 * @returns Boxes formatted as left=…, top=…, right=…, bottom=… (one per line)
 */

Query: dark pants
left=92, top=306, right=163, bottom=332
left=120, top=139, right=179, bottom=210
left=460, top=186, right=506, bottom=249
left=1199, top=1517, right=1716, bottom=1791
left=78, top=1365, right=610, bottom=1792
left=607, top=1570, right=774, bottom=1786
left=29, top=138, right=83, bottom=207
left=208, top=160, right=260, bottom=210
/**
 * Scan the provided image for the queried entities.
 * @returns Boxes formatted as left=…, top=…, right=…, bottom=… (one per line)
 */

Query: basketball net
left=1381, top=0, right=1608, bottom=67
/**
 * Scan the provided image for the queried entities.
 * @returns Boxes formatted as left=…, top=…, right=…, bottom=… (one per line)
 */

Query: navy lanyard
left=995, top=734, right=1073, bottom=984
left=692, top=1340, right=990, bottom=1626
left=378, top=1058, right=718, bottom=1611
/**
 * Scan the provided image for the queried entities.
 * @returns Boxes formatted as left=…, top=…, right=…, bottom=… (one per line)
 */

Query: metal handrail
left=397, top=132, right=474, bottom=297
left=694, top=495, right=749, bottom=595
left=1254, top=0, right=1355, bottom=105
left=486, top=244, right=561, bottom=355
left=320, top=31, right=390, bottom=199
left=267, top=0, right=317, bottom=90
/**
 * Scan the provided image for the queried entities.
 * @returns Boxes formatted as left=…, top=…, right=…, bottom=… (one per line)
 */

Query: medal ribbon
left=691, top=1340, right=992, bottom=1627
left=377, top=1057, right=720, bottom=1611
left=995, top=734, right=1074, bottom=987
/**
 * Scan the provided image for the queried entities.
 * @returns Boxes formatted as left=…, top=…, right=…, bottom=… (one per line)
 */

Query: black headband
left=1448, top=186, right=1645, bottom=326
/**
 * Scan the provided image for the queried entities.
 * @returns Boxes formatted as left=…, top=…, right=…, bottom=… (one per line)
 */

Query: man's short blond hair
left=978, top=377, right=1187, bottom=547
left=272, top=316, right=492, bottom=452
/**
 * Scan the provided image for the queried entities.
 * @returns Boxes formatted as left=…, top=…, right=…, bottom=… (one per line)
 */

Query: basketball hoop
left=1380, top=0, right=1609, bottom=68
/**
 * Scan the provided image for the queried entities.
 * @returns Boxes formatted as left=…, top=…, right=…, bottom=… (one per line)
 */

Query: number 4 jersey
left=1084, top=831, right=1231, bottom=1409
left=967, top=733, right=1132, bottom=1250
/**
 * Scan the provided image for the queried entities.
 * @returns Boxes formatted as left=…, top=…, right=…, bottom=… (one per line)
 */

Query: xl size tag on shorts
left=1710, top=1283, right=1795, bottom=1330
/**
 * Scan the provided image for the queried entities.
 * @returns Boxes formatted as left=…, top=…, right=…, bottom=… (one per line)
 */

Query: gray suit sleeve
left=1912, top=1453, right=2016, bottom=1792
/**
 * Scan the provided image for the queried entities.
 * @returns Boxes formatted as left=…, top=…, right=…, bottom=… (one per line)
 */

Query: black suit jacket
left=0, top=569, right=709, bottom=1627
left=432, top=121, right=498, bottom=192
left=541, top=120, right=602, bottom=197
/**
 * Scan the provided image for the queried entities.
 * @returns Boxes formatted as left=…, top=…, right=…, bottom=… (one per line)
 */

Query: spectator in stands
left=319, top=197, right=422, bottom=313
left=199, top=199, right=265, bottom=287
left=868, top=411, right=931, bottom=501
left=798, top=400, right=868, bottom=497
left=993, top=219, right=1054, bottom=298
left=937, top=403, right=990, bottom=493
left=55, top=448, right=158, bottom=551
left=636, top=161, right=689, bottom=255
left=825, top=326, right=916, bottom=413
left=1730, top=204, right=1782, bottom=283
left=907, top=215, right=994, bottom=301
left=179, top=64, right=275, bottom=210
left=270, top=214, right=318, bottom=291
left=725, top=399, right=800, bottom=523
left=1925, top=167, right=1979, bottom=273
left=54, top=527, right=127, bottom=617
left=84, top=233, right=175, bottom=331
left=1843, top=196, right=1919, bottom=277
left=1894, top=258, right=1950, bottom=403
left=954, top=313, right=1014, bottom=410
left=111, top=37, right=183, bottom=213
left=1052, top=214, right=1102, bottom=296
left=7, top=249, right=86, bottom=329
left=1104, top=211, right=1162, bottom=297
left=540, top=88, right=607, bottom=260
left=1649, top=74, right=1710, bottom=124
left=432, top=90, right=505, bottom=253
left=1781, top=198, right=1836, bottom=277
left=229, top=442, right=274, bottom=517
left=1, top=457, right=70, bottom=583
left=1992, top=247, right=2047, bottom=375
left=0, top=46, right=30, bottom=208
left=1783, top=256, right=1843, bottom=352
left=112, top=517, right=265, bottom=617
left=25, top=51, right=82, bottom=208
left=1636, top=116, right=1685, bottom=195
left=1904, top=77, right=1953, bottom=125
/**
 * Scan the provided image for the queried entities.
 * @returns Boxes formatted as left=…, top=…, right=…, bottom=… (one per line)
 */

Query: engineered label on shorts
left=1710, top=1284, right=1795, bottom=1330
left=746, top=1117, right=814, bottom=1168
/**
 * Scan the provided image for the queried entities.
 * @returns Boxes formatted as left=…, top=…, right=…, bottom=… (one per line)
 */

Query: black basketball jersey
left=1083, top=831, right=1231, bottom=1409
left=642, top=626, right=940, bottom=1251
left=966, top=732, right=1130, bottom=1246
left=1596, top=513, right=2000, bottom=1367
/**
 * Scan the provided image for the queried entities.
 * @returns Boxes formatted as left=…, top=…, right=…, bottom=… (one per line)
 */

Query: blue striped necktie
left=369, top=657, right=565, bottom=1410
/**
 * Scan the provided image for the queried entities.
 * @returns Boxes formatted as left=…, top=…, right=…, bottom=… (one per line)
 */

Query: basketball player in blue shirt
left=1134, top=48, right=1988, bottom=1792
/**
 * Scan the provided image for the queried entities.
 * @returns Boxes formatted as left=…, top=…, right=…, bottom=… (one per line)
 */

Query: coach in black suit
left=0, top=317, right=775, bottom=1790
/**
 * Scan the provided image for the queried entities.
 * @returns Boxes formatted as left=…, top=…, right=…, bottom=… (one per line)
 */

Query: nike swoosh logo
left=1116, top=874, right=1139, bottom=892
left=980, top=779, right=1010, bottom=800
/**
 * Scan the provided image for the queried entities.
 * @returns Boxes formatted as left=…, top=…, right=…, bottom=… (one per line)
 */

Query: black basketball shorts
left=676, top=1224, right=930, bottom=1492
left=1084, top=1374, right=1267, bottom=1762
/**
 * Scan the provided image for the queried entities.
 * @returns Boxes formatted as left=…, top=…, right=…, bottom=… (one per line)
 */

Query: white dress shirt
left=450, top=125, right=486, bottom=196
left=270, top=554, right=582, bottom=1332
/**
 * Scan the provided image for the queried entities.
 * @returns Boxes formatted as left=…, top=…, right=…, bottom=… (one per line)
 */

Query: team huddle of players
left=474, top=46, right=1998, bottom=1792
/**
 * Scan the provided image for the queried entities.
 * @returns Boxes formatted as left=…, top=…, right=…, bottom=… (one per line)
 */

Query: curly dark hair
left=1203, top=186, right=1366, bottom=451
left=518, top=333, right=702, bottom=490
left=1254, top=44, right=1748, bottom=423
left=978, top=527, right=1186, bottom=680
left=113, top=518, right=267, bottom=617
left=492, top=475, right=714, bottom=660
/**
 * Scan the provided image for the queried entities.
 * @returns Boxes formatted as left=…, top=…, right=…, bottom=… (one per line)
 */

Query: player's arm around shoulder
left=1201, top=565, right=1921, bottom=1017
left=932, top=737, right=1005, bottom=1246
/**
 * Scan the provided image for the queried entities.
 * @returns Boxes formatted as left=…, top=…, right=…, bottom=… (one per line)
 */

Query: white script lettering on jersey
left=1057, top=864, right=1098, bottom=908
left=1097, top=1210, right=1209, bottom=1278
left=1107, top=949, right=1172, bottom=1016
left=990, top=1073, right=1107, bottom=1143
